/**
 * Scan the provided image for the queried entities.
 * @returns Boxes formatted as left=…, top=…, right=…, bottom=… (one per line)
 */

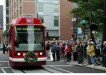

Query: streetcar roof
left=11, top=16, right=43, bottom=26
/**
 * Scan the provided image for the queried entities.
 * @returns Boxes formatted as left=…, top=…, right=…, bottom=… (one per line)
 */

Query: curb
left=75, top=64, right=106, bottom=72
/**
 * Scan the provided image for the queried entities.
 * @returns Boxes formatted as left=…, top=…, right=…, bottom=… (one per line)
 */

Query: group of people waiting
left=45, top=39, right=106, bottom=68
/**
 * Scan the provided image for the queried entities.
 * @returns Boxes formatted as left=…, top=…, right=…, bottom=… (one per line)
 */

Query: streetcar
left=8, top=16, right=47, bottom=67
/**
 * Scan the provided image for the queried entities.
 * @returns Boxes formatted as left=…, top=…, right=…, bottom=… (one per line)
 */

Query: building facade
left=37, top=0, right=60, bottom=40
left=9, top=0, right=36, bottom=21
left=0, top=5, right=3, bottom=44
left=6, top=0, right=9, bottom=31
left=60, top=0, right=73, bottom=40
left=9, top=0, right=73, bottom=40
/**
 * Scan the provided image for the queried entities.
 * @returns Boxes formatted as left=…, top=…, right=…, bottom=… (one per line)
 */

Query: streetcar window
left=15, top=26, right=44, bottom=51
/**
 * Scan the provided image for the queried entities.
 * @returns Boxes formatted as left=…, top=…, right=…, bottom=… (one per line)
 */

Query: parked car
left=0, top=44, right=3, bottom=51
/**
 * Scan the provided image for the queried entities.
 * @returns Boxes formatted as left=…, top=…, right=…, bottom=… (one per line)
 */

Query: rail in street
left=0, top=51, right=106, bottom=73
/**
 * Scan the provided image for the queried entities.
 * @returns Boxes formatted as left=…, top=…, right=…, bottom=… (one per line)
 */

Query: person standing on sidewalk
left=51, top=42, right=56, bottom=61
left=45, top=41, right=51, bottom=58
left=2, top=44, right=6, bottom=54
left=86, top=41, right=91, bottom=65
left=87, top=41, right=96, bottom=66
left=101, top=41, right=106, bottom=67
left=72, top=42, right=78, bottom=61
left=65, top=44, right=72, bottom=62
left=76, top=42, right=83, bottom=64
left=55, top=42, right=61, bottom=61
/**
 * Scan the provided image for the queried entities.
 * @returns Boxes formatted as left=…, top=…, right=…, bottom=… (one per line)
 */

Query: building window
left=6, top=8, right=9, bottom=15
left=17, top=10, right=18, bottom=17
left=6, top=0, right=9, bottom=7
left=54, top=7, right=59, bottom=13
left=54, top=16, right=59, bottom=27
left=38, top=3, right=44, bottom=12
left=20, top=6, right=22, bottom=15
left=6, top=17, right=9, bottom=24
left=38, top=15, right=44, bottom=23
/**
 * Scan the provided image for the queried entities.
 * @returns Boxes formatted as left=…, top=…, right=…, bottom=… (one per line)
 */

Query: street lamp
left=72, top=17, right=77, bottom=41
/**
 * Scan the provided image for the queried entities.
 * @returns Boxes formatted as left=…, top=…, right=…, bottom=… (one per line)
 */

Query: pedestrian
left=45, top=41, right=51, bottom=58
left=5, top=44, right=9, bottom=53
left=95, top=40, right=101, bottom=58
left=76, top=42, right=83, bottom=64
left=55, top=42, right=61, bottom=61
left=65, top=44, right=72, bottom=62
left=101, top=41, right=106, bottom=67
left=86, top=41, right=91, bottom=65
left=2, top=44, right=6, bottom=54
left=61, top=43, right=65, bottom=58
left=83, top=41, right=87, bottom=59
left=51, top=42, right=56, bottom=61
left=72, top=42, right=78, bottom=61
left=87, top=41, right=96, bottom=66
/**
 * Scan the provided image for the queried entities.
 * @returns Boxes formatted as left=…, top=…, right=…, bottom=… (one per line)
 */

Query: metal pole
left=83, top=24, right=86, bottom=39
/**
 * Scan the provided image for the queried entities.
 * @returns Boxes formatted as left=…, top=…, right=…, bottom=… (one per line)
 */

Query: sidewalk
left=69, top=59, right=106, bottom=71
left=0, top=51, right=3, bottom=54
left=0, top=51, right=8, bottom=54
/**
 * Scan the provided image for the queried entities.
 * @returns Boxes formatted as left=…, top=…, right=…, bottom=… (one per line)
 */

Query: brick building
left=60, top=0, right=73, bottom=40
left=0, top=5, right=3, bottom=44
left=9, top=0, right=73, bottom=40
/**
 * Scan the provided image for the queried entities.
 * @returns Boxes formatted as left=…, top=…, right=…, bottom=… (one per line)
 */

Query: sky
left=0, top=0, right=6, bottom=31
left=0, top=0, right=4, bottom=5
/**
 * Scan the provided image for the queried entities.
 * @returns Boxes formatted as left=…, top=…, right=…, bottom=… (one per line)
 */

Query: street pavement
left=0, top=51, right=106, bottom=72
left=47, top=55, right=106, bottom=72
left=67, top=60, right=106, bottom=72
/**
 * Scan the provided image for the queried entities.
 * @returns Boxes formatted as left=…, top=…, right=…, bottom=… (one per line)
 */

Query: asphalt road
left=0, top=51, right=106, bottom=73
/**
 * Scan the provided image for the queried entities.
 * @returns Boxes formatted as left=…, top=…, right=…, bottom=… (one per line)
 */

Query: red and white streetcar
left=8, top=16, right=47, bottom=67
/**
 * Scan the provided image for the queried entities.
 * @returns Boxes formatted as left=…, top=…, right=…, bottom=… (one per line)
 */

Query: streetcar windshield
left=15, top=26, right=44, bottom=51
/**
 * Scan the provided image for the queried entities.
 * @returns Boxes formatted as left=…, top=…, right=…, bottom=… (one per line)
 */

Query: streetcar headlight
left=40, top=52, right=43, bottom=55
left=17, top=53, right=21, bottom=56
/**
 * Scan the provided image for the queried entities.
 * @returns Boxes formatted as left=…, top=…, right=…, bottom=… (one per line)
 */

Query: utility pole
left=103, top=0, right=106, bottom=41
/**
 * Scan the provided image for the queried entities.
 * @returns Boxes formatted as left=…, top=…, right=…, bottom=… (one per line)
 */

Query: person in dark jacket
left=76, top=42, right=83, bottom=64
left=55, top=43, right=61, bottom=61
left=51, top=42, right=56, bottom=61
left=2, top=44, right=6, bottom=54
left=102, top=41, right=106, bottom=67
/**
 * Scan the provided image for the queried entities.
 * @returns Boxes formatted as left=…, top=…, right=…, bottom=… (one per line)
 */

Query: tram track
left=14, top=65, right=69, bottom=73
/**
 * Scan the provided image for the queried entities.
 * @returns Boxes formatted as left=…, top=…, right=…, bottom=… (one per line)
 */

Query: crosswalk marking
left=44, top=65, right=72, bottom=66
left=1, top=68, right=6, bottom=73
left=49, top=66, right=72, bottom=73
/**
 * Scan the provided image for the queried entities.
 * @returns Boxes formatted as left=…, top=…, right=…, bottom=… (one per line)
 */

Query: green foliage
left=69, top=0, right=104, bottom=32
left=24, top=51, right=38, bottom=64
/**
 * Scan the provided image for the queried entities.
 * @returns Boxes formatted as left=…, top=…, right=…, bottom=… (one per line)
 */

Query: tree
left=68, top=0, right=104, bottom=39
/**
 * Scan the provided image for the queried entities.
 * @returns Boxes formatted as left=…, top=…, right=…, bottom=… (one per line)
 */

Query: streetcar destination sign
left=16, top=27, right=41, bottom=32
